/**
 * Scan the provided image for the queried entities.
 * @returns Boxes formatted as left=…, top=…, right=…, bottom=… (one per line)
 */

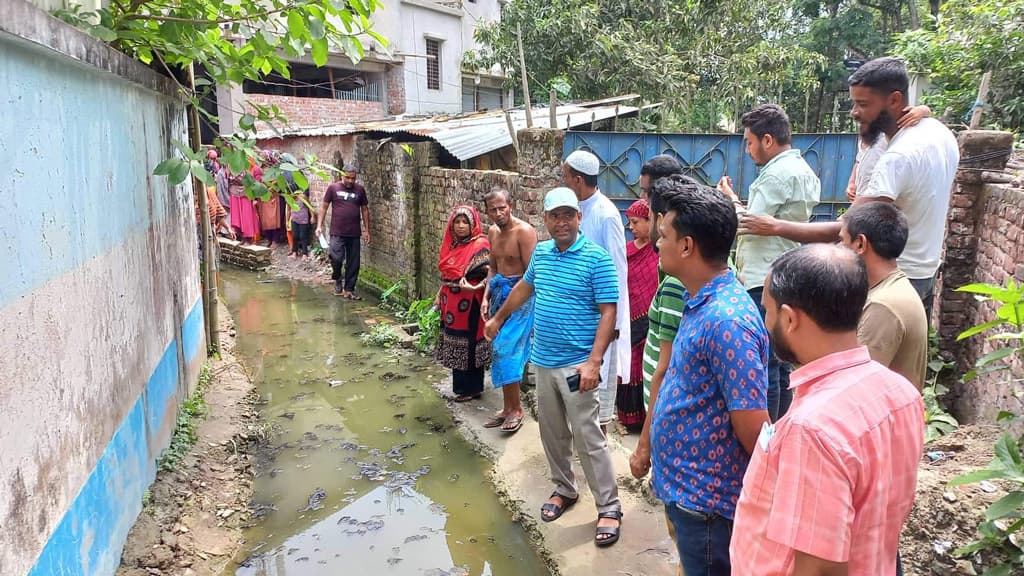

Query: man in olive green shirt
left=840, top=203, right=927, bottom=389
left=718, top=104, right=820, bottom=420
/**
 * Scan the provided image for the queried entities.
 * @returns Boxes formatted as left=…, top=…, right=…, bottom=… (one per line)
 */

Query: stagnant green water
left=220, top=270, right=548, bottom=576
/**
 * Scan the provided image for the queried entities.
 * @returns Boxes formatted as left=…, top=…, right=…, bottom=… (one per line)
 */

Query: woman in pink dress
left=229, top=158, right=262, bottom=243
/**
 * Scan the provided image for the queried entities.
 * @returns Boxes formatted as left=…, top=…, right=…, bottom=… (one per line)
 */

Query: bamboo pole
left=188, top=64, right=219, bottom=354
left=505, top=109, right=521, bottom=157
left=969, top=71, right=992, bottom=130
left=516, top=23, right=533, bottom=128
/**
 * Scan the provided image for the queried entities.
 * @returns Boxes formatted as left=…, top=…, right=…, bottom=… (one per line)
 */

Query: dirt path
left=117, top=304, right=257, bottom=576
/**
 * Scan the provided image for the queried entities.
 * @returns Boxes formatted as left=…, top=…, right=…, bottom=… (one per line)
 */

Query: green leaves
left=153, top=158, right=191, bottom=185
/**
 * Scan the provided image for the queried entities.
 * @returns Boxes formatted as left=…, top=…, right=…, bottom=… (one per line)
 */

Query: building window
left=426, top=39, right=441, bottom=91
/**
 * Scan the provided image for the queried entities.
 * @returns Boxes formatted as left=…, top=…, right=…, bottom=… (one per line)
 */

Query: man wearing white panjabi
left=561, top=149, right=631, bottom=432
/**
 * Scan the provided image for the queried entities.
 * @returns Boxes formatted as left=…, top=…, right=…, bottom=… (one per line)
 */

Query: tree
left=895, top=0, right=1024, bottom=133
left=54, top=0, right=385, bottom=194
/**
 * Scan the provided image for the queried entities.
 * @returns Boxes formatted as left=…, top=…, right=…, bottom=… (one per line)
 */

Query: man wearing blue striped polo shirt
left=484, top=187, right=623, bottom=547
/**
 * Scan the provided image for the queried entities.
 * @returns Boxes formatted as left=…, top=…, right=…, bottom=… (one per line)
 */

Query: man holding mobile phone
left=484, top=187, right=623, bottom=547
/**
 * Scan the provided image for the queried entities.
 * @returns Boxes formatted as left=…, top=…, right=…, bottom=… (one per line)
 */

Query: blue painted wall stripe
left=27, top=298, right=204, bottom=576
left=181, top=300, right=205, bottom=364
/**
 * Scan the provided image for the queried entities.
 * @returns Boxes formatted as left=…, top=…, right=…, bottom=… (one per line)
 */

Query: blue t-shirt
left=650, top=270, right=768, bottom=519
left=523, top=234, right=619, bottom=368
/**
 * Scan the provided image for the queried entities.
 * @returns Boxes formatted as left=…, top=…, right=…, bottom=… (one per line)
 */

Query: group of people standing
left=428, top=57, right=961, bottom=574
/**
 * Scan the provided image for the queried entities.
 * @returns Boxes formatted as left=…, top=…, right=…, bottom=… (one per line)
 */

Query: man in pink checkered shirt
left=732, top=244, right=924, bottom=576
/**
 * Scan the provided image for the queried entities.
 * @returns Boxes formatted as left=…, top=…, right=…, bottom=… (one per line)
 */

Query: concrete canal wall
left=0, top=2, right=203, bottom=574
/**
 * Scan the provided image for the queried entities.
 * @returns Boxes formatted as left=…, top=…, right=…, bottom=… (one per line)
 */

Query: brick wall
left=935, top=130, right=1022, bottom=423
left=418, top=168, right=522, bottom=296
left=256, top=134, right=362, bottom=207
left=246, top=93, right=386, bottom=128
left=351, top=128, right=566, bottom=300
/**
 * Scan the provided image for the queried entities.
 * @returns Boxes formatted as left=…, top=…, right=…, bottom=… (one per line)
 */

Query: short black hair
left=640, top=155, right=683, bottom=179
left=842, top=202, right=909, bottom=260
left=565, top=165, right=598, bottom=188
left=741, top=104, right=792, bottom=146
left=767, top=244, right=868, bottom=332
left=848, top=57, right=909, bottom=97
left=650, top=173, right=700, bottom=216
left=483, top=187, right=510, bottom=205
left=657, top=175, right=737, bottom=265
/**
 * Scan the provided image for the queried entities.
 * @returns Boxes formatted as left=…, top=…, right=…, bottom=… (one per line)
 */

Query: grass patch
left=157, top=363, right=211, bottom=471
left=359, top=323, right=400, bottom=348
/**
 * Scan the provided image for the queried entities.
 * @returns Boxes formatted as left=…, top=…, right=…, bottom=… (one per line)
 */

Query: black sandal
left=594, top=510, right=622, bottom=547
left=540, top=492, right=578, bottom=522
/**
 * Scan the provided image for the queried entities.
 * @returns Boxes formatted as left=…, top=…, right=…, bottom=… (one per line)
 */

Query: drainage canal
left=220, top=270, right=549, bottom=576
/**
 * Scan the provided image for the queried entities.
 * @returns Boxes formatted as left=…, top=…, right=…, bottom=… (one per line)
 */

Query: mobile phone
left=566, top=373, right=581, bottom=392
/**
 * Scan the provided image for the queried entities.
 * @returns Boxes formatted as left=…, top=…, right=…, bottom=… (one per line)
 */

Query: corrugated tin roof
left=254, top=96, right=659, bottom=161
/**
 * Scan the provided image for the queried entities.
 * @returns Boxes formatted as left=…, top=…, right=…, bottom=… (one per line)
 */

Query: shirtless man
left=480, top=188, right=538, bottom=434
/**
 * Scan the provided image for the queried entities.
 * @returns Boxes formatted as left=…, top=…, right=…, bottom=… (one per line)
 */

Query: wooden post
left=516, top=23, right=533, bottom=128
left=549, top=89, right=557, bottom=128
left=188, top=64, right=218, bottom=354
left=327, top=67, right=336, bottom=98
left=969, top=71, right=993, bottom=130
left=505, top=109, right=521, bottom=157
left=612, top=105, right=619, bottom=132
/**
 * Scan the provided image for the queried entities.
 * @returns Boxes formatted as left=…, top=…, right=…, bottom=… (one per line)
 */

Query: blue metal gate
left=562, top=132, right=859, bottom=222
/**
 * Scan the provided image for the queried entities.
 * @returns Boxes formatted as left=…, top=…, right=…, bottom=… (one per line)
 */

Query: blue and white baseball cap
left=543, top=187, right=580, bottom=212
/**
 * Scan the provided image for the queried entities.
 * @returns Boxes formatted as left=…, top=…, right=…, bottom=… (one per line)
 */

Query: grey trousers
left=598, top=341, right=619, bottom=425
left=535, top=365, right=621, bottom=514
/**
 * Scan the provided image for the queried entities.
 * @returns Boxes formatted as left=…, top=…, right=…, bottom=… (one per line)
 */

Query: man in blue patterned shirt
left=651, top=175, right=771, bottom=575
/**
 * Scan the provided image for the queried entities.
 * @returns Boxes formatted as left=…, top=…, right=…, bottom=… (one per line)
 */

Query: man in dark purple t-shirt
left=316, top=166, right=371, bottom=299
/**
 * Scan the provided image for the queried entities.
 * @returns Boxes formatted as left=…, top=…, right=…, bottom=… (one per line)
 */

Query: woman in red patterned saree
left=435, top=206, right=492, bottom=402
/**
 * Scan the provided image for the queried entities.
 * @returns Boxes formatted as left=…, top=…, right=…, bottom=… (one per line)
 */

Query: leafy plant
left=378, top=278, right=408, bottom=313
left=157, top=363, right=211, bottom=471
left=52, top=0, right=382, bottom=201
left=956, top=280, right=1024, bottom=382
left=949, top=279, right=1024, bottom=574
left=925, top=329, right=959, bottom=442
left=359, top=323, right=399, bottom=348
left=404, top=298, right=441, bottom=353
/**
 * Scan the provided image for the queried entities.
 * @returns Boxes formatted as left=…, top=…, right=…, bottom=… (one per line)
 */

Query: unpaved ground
left=264, top=243, right=332, bottom=285
left=902, top=425, right=1011, bottom=576
left=117, top=306, right=257, bottom=576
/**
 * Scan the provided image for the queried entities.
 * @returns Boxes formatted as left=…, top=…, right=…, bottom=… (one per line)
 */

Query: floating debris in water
left=404, top=534, right=428, bottom=544
left=337, top=515, right=386, bottom=535
left=248, top=502, right=278, bottom=519
left=328, top=379, right=347, bottom=388
left=290, top=391, right=313, bottom=401
left=269, top=468, right=284, bottom=478
left=278, top=412, right=295, bottom=420
left=339, top=442, right=360, bottom=451
left=398, top=427, right=408, bottom=435
left=387, top=557, right=403, bottom=566
left=448, top=473, right=459, bottom=483
left=367, top=448, right=382, bottom=457
left=326, top=354, right=335, bottom=366
left=381, top=372, right=409, bottom=382
left=298, top=488, right=326, bottom=512
left=378, top=427, right=393, bottom=433
left=302, top=432, right=319, bottom=441
left=315, top=424, right=343, bottom=432
left=393, top=413, right=406, bottom=419
left=344, top=394, right=365, bottom=402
